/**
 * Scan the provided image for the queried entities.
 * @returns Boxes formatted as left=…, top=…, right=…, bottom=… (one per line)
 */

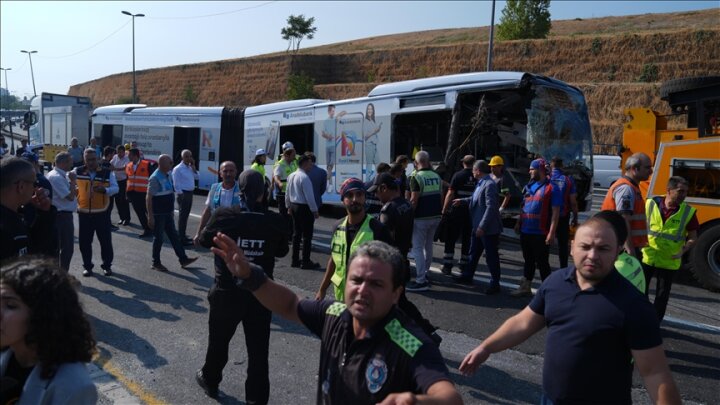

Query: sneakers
left=484, top=284, right=501, bottom=295
left=451, top=275, right=474, bottom=286
left=511, top=278, right=532, bottom=297
left=440, top=265, right=453, bottom=275
left=180, top=257, right=198, bottom=268
left=195, top=370, right=218, bottom=399
left=82, top=269, right=94, bottom=277
left=405, top=280, right=430, bottom=292
left=301, top=261, right=321, bottom=270
left=151, top=263, right=169, bottom=272
left=101, top=266, right=113, bottom=276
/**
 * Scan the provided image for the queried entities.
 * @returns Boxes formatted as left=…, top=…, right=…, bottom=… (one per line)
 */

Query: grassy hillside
left=69, top=8, right=720, bottom=148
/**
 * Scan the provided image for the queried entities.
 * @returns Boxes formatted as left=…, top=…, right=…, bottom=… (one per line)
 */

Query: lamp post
left=122, top=10, right=145, bottom=104
left=0, top=67, right=15, bottom=151
left=487, top=0, right=496, bottom=71
left=20, top=50, right=37, bottom=97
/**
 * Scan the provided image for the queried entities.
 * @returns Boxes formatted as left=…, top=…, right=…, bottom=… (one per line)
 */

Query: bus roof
left=93, top=105, right=225, bottom=115
left=244, top=99, right=327, bottom=116
left=367, top=71, right=530, bottom=97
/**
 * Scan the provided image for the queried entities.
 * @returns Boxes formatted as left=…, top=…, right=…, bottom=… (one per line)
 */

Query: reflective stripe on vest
left=274, top=159, right=298, bottom=193
left=521, top=181, right=551, bottom=235
left=126, top=160, right=150, bottom=193
left=642, top=198, right=695, bottom=270
left=251, top=162, right=266, bottom=178
left=330, top=216, right=374, bottom=301
left=76, top=166, right=112, bottom=213
left=325, top=302, right=347, bottom=316
left=615, top=252, right=646, bottom=293
left=601, top=177, right=648, bottom=247
left=384, top=318, right=422, bottom=357
left=413, top=169, right=442, bottom=218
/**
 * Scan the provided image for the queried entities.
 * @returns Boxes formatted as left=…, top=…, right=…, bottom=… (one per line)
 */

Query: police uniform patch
left=365, top=355, right=388, bottom=394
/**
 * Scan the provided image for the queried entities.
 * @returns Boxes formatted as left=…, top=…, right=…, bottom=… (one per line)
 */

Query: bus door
left=96, top=123, right=123, bottom=149
left=334, top=113, right=364, bottom=193
left=279, top=123, right=314, bottom=156
left=173, top=127, right=200, bottom=169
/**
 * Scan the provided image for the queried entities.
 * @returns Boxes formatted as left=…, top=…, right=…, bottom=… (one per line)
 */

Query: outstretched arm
left=459, top=306, right=544, bottom=376
left=211, top=232, right=301, bottom=323
left=379, top=381, right=463, bottom=405
left=633, top=345, right=681, bottom=404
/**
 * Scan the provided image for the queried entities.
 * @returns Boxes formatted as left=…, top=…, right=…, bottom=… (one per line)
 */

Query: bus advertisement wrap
left=122, top=125, right=172, bottom=162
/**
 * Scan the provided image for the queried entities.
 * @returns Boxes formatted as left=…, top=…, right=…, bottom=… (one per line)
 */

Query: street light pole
left=0, top=67, right=15, bottom=151
left=487, top=0, right=496, bottom=71
left=122, top=11, right=145, bottom=104
left=20, top=50, right=37, bottom=96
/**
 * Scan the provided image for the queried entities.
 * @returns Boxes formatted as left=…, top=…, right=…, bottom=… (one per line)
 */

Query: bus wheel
left=689, top=225, right=720, bottom=292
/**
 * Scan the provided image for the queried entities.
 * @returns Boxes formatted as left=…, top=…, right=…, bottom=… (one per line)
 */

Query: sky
left=1, top=1, right=717, bottom=100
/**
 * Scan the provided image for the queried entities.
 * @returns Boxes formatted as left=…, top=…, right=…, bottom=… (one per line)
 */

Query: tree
left=281, top=14, right=317, bottom=53
left=496, top=0, right=551, bottom=40
left=286, top=72, right=318, bottom=100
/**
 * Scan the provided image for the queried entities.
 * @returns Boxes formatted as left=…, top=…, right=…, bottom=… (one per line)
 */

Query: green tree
left=286, top=72, right=318, bottom=100
left=281, top=14, right=317, bottom=53
left=497, top=0, right=552, bottom=40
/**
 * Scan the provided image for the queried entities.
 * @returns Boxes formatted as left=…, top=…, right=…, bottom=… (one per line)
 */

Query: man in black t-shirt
left=364, top=162, right=390, bottom=217
left=440, top=155, right=476, bottom=274
left=211, top=237, right=462, bottom=404
left=371, top=172, right=441, bottom=344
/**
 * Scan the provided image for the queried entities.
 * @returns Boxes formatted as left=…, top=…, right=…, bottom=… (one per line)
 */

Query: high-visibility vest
left=125, top=159, right=151, bottom=193
left=413, top=169, right=442, bottom=219
left=615, top=252, right=646, bottom=293
left=601, top=177, right=648, bottom=248
left=148, top=169, right=175, bottom=215
left=330, top=215, right=374, bottom=301
left=642, top=197, right=695, bottom=270
left=76, top=166, right=112, bottom=214
left=273, top=159, right=298, bottom=193
left=250, top=162, right=266, bottom=178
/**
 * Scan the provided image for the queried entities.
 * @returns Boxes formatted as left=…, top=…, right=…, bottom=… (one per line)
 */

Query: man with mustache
left=316, top=178, right=393, bottom=301
left=212, top=238, right=462, bottom=404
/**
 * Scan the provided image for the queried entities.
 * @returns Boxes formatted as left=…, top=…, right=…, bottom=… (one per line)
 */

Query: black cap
left=367, top=172, right=398, bottom=193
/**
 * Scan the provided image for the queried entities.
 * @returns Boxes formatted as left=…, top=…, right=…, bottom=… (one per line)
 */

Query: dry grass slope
left=69, top=8, right=720, bottom=148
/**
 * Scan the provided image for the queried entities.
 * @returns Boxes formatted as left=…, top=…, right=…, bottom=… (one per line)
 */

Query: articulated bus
left=91, top=71, right=594, bottom=216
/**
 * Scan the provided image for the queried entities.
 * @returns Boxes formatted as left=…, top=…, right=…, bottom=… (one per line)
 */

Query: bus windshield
left=526, top=84, right=593, bottom=171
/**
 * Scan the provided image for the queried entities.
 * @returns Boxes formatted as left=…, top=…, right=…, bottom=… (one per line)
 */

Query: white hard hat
left=255, top=148, right=267, bottom=156
left=282, top=141, right=295, bottom=151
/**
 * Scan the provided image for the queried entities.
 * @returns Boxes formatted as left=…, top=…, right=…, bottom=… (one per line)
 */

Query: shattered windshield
left=525, top=84, right=593, bottom=170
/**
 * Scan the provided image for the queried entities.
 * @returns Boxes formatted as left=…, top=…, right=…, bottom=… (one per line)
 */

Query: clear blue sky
left=1, top=1, right=716, bottom=99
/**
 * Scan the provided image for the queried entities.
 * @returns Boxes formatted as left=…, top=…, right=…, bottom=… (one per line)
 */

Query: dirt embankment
left=69, top=9, right=720, bottom=147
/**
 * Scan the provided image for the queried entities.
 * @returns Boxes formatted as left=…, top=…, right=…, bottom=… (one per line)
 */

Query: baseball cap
left=339, top=177, right=365, bottom=198
left=530, top=158, right=547, bottom=171
left=20, top=151, right=39, bottom=163
left=489, top=155, right=505, bottom=166
left=282, top=141, right=295, bottom=152
left=367, top=172, right=398, bottom=193
left=255, top=148, right=267, bottom=156
left=238, top=169, right=265, bottom=210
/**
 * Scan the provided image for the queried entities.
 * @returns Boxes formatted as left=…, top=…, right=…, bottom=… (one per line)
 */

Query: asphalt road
left=71, top=191, right=718, bottom=404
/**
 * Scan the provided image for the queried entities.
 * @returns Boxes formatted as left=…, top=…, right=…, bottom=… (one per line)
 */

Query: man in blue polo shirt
left=459, top=217, right=681, bottom=404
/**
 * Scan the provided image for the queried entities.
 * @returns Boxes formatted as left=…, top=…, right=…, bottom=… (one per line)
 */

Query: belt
left=58, top=210, right=75, bottom=214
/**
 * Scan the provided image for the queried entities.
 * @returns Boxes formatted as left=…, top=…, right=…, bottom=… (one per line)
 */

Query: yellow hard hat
left=124, top=143, right=131, bottom=151
left=489, top=155, right=504, bottom=166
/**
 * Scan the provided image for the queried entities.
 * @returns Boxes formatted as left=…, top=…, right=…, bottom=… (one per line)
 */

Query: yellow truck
left=621, top=76, right=720, bottom=291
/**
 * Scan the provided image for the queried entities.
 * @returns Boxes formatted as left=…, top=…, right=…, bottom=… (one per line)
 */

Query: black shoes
left=139, top=231, right=153, bottom=238
left=441, top=265, right=453, bottom=275
left=118, top=219, right=130, bottom=226
left=195, top=370, right=218, bottom=399
left=101, top=266, right=113, bottom=276
left=182, top=237, right=194, bottom=246
left=301, top=261, right=321, bottom=270
left=151, top=263, right=169, bottom=272
left=82, top=269, right=93, bottom=277
left=180, top=257, right=198, bottom=268
left=451, top=275, right=474, bottom=285
left=291, top=260, right=302, bottom=268
left=485, top=284, right=501, bottom=295
left=110, top=225, right=120, bottom=232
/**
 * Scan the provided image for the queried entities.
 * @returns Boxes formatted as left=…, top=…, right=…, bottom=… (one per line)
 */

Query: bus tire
left=689, top=225, right=720, bottom=292
left=660, top=76, right=720, bottom=100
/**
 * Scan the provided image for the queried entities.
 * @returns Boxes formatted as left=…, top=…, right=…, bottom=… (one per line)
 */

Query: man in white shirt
left=285, top=154, right=320, bottom=269
left=110, top=145, right=131, bottom=225
left=46, top=152, right=78, bottom=272
left=172, top=149, right=199, bottom=244
left=193, top=161, right=243, bottom=246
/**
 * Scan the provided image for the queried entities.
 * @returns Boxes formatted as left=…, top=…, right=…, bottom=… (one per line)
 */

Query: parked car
left=593, top=155, right=621, bottom=188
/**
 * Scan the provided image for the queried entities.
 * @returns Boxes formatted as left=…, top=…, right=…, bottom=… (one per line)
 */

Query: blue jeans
left=461, top=232, right=501, bottom=285
left=152, top=212, right=187, bottom=265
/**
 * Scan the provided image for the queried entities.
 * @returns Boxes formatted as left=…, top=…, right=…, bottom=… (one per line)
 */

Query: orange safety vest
left=126, top=159, right=151, bottom=193
left=76, top=166, right=112, bottom=213
left=601, top=177, right=648, bottom=248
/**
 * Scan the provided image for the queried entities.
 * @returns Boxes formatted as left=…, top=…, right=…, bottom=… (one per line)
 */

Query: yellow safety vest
left=642, top=198, right=695, bottom=270
left=330, top=215, right=374, bottom=301
left=273, top=159, right=298, bottom=193
left=76, top=166, right=112, bottom=214
left=250, top=162, right=266, bottom=178
left=615, top=252, right=646, bottom=293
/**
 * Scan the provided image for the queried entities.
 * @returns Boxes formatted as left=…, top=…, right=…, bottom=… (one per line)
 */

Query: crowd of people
left=0, top=133, right=693, bottom=403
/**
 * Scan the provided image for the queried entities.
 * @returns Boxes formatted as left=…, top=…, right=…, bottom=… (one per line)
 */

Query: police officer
left=273, top=142, right=298, bottom=237
left=195, top=170, right=288, bottom=403
left=211, top=238, right=462, bottom=404
left=440, top=155, right=476, bottom=274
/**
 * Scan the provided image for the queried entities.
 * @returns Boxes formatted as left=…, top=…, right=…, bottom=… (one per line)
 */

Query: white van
left=593, top=155, right=622, bottom=188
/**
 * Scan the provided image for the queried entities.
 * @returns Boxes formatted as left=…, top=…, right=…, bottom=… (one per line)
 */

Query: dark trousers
left=556, top=215, right=570, bottom=268
left=56, top=211, right=75, bottom=272
left=202, top=286, right=271, bottom=404
left=152, top=212, right=187, bottom=265
left=277, top=192, right=293, bottom=239
left=461, top=233, right=501, bottom=286
left=78, top=212, right=113, bottom=271
left=176, top=190, right=194, bottom=238
left=128, top=191, right=150, bottom=231
left=290, top=203, right=314, bottom=263
left=115, top=179, right=131, bottom=222
left=642, top=263, right=676, bottom=322
left=443, top=210, right=471, bottom=268
left=521, top=233, right=551, bottom=281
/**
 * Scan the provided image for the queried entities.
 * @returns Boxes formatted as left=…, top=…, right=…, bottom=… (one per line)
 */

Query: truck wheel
left=689, top=225, right=720, bottom=292
left=660, top=76, right=720, bottom=100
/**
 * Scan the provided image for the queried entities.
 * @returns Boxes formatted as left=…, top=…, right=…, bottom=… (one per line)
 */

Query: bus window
left=392, top=110, right=451, bottom=162
left=173, top=127, right=200, bottom=165
left=95, top=124, right=123, bottom=148
left=280, top=123, right=314, bottom=156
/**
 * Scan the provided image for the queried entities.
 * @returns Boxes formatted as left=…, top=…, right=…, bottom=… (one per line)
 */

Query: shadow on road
left=88, top=315, right=168, bottom=369
left=446, top=358, right=542, bottom=404
left=93, top=272, right=207, bottom=313
left=83, top=285, right=181, bottom=322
